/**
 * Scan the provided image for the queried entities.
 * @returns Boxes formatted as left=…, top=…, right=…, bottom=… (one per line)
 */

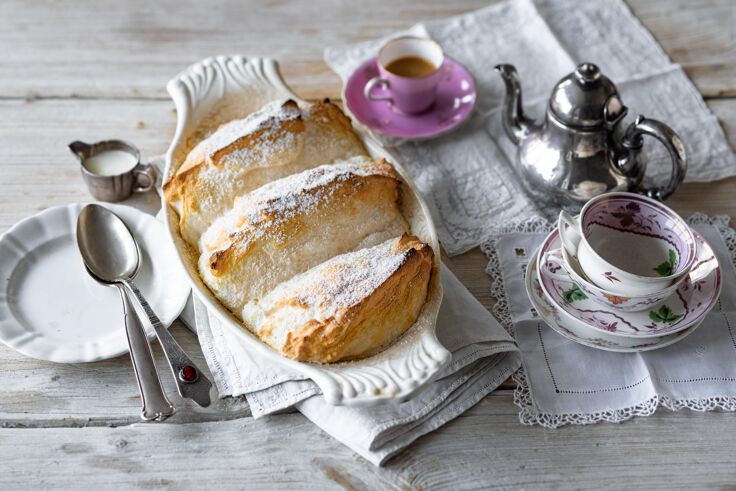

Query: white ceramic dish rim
left=570, top=191, right=697, bottom=284
left=536, top=229, right=721, bottom=339
left=527, top=251, right=701, bottom=353
left=162, top=55, right=451, bottom=406
left=0, top=203, right=191, bottom=363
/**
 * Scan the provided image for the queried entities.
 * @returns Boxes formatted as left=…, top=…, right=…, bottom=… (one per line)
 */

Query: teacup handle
left=364, top=77, right=393, bottom=103
left=540, top=249, right=572, bottom=282
left=133, top=164, right=157, bottom=193
left=558, top=211, right=582, bottom=257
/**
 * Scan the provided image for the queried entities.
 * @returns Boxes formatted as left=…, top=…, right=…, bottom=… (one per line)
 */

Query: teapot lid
left=548, top=63, right=626, bottom=128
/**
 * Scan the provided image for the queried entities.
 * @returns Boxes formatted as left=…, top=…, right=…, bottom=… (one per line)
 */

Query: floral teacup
left=558, top=192, right=696, bottom=296
left=541, top=247, right=684, bottom=312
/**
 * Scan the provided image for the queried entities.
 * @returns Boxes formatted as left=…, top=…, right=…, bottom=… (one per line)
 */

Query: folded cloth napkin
left=324, top=0, right=736, bottom=255
left=192, top=264, right=519, bottom=466
left=148, top=158, right=519, bottom=465
left=481, top=214, right=736, bottom=427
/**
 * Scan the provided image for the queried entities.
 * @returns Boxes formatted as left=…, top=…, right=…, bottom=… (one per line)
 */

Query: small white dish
left=526, top=251, right=700, bottom=352
left=0, top=203, right=190, bottom=363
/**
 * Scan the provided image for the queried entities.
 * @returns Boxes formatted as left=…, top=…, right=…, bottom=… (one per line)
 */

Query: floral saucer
left=343, top=57, right=477, bottom=139
left=537, top=228, right=721, bottom=339
left=526, top=252, right=701, bottom=352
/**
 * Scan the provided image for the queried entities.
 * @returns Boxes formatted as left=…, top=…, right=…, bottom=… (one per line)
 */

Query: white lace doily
left=481, top=214, right=736, bottom=428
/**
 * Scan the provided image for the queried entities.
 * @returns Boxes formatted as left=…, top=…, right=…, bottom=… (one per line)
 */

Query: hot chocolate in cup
left=558, top=192, right=696, bottom=296
left=363, top=36, right=445, bottom=115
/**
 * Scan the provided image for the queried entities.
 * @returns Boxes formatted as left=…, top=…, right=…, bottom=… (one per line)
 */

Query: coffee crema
left=385, top=56, right=437, bottom=78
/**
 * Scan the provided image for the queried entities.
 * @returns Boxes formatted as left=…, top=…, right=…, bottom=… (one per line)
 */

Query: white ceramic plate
left=163, top=55, right=451, bottom=406
left=0, top=203, right=191, bottom=363
left=526, top=250, right=700, bottom=352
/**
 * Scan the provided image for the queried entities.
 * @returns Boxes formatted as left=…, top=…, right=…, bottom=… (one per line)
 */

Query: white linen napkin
left=148, top=158, right=520, bottom=465
left=324, top=0, right=736, bottom=255
left=193, top=264, right=520, bottom=466
left=482, top=214, right=736, bottom=427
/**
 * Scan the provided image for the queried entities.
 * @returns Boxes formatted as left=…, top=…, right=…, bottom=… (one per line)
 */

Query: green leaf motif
left=653, top=249, right=677, bottom=277
left=562, top=283, right=588, bottom=304
left=648, top=305, right=683, bottom=324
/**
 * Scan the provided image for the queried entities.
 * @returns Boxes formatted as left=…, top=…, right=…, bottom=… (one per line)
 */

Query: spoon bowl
left=77, top=204, right=140, bottom=283
left=77, top=204, right=212, bottom=407
left=76, top=203, right=175, bottom=421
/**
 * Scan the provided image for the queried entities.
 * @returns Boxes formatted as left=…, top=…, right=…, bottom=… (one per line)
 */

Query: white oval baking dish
left=163, top=55, right=450, bottom=405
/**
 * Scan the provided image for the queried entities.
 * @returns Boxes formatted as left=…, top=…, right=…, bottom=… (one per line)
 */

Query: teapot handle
left=618, top=115, right=687, bottom=201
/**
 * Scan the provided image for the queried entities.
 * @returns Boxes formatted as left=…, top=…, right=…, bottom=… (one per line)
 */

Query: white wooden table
left=1, top=0, right=735, bottom=487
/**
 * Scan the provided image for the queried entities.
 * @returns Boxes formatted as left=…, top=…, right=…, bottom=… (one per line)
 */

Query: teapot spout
left=494, top=64, right=540, bottom=145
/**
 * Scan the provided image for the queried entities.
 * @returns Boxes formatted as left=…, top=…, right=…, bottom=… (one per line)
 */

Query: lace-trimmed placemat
left=481, top=214, right=736, bottom=428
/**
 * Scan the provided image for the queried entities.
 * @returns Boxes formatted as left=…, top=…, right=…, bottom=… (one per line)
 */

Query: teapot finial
left=574, top=62, right=601, bottom=83
left=494, top=64, right=541, bottom=145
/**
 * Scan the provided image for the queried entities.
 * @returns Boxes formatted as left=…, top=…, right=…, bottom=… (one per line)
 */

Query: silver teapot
left=495, top=62, right=686, bottom=209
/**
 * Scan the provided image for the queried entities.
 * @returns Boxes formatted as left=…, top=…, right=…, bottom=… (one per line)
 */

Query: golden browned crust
left=163, top=99, right=368, bottom=247
left=306, top=98, right=366, bottom=152
left=279, top=235, right=434, bottom=363
left=163, top=100, right=304, bottom=204
left=204, top=159, right=401, bottom=277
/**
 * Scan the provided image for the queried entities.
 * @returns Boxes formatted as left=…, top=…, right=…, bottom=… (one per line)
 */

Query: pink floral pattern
left=529, top=271, right=693, bottom=351
left=582, top=196, right=696, bottom=275
left=538, top=229, right=721, bottom=337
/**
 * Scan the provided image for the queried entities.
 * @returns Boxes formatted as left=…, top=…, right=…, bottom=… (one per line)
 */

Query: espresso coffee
left=385, top=56, right=437, bottom=78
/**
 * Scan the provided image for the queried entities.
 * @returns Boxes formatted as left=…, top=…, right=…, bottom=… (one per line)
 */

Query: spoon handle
left=118, top=287, right=175, bottom=421
left=123, top=280, right=213, bottom=408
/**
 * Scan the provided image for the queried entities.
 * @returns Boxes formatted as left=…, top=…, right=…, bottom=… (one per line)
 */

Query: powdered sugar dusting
left=298, top=237, right=412, bottom=309
left=202, top=99, right=300, bottom=161
left=257, top=236, right=416, bottom=314
left=237, top=156, right=387, bottom=209
left=200, top=156, right=394, bottom=253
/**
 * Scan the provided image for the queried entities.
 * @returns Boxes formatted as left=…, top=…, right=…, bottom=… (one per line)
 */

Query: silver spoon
left=77, top=204, right=212, bottom=409
left=77, top=207, right=174, bottom=421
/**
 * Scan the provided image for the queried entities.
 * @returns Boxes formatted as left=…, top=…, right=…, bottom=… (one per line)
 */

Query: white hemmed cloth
left=324, top=0, right=736, bottom=255
left=149, top=153, right=519, bottom=463
left=481, top=214, right=736, bottom=427
left=193, top=265, right=520, bottom=466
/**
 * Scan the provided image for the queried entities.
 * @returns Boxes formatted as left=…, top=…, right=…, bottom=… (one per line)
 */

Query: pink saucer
left=344, top=57, right=477, bottom=139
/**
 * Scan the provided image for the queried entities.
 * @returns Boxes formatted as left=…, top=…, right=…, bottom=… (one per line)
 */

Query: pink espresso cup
left=363, top=36, right=445, bottom=114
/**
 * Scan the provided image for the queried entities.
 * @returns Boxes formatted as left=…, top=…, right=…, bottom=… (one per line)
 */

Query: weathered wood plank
left=0, top=0, right=733, bottom=99
left=1, top=96, right=734, bottom=233
left=0, top=98, right=175, bottom=232
left=629, top=0, right=736, bottom=97
left=0, top=0, right=494, bottom=100
left=2, top=393, right=736, bottom=489
left=0, top=321, right=251, bottom=427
